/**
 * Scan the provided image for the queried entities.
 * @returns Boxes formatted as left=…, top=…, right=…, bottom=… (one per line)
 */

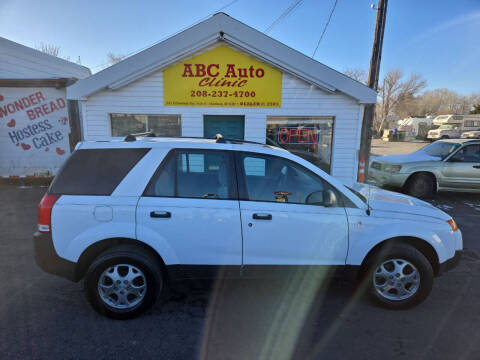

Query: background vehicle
left=427, top=114, right=480, bottom=140
left=34, top=136, right=462, bottom=318
left=369, top=139, right=480, bottom=198
left=461, top=129, right=480, bottom=139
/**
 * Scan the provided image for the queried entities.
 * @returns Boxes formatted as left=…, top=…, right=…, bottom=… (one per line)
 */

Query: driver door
left=441, top=144, right=480, bottom=189
left=235, top=152, right=349, bottom=271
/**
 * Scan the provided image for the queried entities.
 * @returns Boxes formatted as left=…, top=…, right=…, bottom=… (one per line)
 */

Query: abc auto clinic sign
left=163, top=45, right=282, bottom=107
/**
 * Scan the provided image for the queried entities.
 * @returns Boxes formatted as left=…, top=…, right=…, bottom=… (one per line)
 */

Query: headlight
left=447, top=219, right=458, bottom=232
left=383, top=164, right=402, bottom=173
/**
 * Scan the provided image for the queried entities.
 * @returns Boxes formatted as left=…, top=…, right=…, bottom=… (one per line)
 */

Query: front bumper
left=368, top=167, right=409, bottom=188
left=33, top=231, right=78, bottom=282
left=438, top=250, right=462, bottom=276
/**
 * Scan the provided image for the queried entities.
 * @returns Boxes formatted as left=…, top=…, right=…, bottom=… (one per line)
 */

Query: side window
left=145, top=150, right=235, bottom=199
left=451, top=145, right=480, bottom=163
left=238, top=153, right=340, bottom=206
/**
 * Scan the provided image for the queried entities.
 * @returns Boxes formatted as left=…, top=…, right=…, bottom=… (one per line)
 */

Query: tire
left=441, top=135, right=449, bottom=139
left=405, top=173, right=435, bottom=198
left=84, top=245, right=164, bottom=319
left=363, top=243, right=434, bottom=309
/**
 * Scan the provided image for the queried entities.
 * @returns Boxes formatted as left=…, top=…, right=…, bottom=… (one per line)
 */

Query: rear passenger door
left=136, top=149, right=242, bottom=273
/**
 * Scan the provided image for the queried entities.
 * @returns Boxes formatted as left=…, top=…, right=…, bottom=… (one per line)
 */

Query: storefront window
left=266, top=116, right=333, bottom=173
left=110, top=114, right=181, bottom=137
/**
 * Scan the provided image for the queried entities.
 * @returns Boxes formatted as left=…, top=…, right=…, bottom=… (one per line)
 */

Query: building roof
left=0, top=37, right=91, bottom=80
left=67, top=13, right=377, bottom=104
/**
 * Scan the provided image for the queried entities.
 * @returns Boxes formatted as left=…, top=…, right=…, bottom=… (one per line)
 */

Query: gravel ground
left=371, top=138, right=429, bottom=156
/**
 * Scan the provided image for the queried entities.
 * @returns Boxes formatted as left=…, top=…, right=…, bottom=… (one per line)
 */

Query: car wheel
left=364, top=243, right=434, bottom=309
left=440, top=135, right=449, bottom=139
left=84, top=245, right=164, bottom=319
left=405, top=173, right=435, bottom=198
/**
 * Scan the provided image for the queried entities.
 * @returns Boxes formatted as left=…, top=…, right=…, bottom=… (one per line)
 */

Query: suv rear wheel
left=84, top=245, right=164, bottom=319
left=363, top=243, right=434, bottom=309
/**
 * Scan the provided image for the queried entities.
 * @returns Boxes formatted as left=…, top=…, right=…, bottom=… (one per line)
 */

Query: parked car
left=34, top=136, right=462, bottom=319
left=427, top=124, right=462, bottom=140
left=461, top=129, right=480, bottom=139
left=369, top=139, right=480, bottom=198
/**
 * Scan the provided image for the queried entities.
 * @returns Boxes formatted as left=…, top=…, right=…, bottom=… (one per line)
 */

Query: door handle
left=150, top=211, right=171, bottom=218
left=473, top=165, right=480, bottom=169
left=252, top=213, right=272, bottom=220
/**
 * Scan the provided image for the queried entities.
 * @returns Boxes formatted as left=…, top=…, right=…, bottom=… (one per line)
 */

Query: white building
left=67, top=13, right=376, bottom=184
left=0, top=37, right=90, bottom=178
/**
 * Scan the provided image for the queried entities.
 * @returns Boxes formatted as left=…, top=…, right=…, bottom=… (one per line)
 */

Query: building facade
left=67, top=13, right=376, bottom=184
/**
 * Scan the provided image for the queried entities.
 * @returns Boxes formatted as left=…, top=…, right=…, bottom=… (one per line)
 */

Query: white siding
left=82, top=71, right=361, bottom=184
left=0, top=37, right=90, bottom=79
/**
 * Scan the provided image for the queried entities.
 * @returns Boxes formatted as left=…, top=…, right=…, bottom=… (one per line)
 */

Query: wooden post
left=67, top=100, right=82, bottom=152
left=358, top=0, right=388, bottom=182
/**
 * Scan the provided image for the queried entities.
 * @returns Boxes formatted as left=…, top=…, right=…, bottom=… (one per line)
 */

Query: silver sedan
left=368, top=139, right=480, bottom=198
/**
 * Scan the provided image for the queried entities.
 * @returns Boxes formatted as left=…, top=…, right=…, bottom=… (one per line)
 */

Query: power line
left=264, top=0, right=305, bottom=34
left=312, top=0, right=338, bottom=58
left=90, top=0, right=240, bottom=71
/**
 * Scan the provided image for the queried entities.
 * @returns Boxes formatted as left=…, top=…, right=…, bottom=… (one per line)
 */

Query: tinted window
left=145, top=150, right=235, bottom=200
left=238, top=153, right=339, bottom=206
left=49, top=148, right=149, bottom=195
left=450, top=145, right=480, bottom=163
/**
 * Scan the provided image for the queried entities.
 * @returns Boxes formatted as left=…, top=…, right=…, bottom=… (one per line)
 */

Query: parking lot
left=371, top=138, right=429, bottom=156
left=1, top=183, right=480, bottom=360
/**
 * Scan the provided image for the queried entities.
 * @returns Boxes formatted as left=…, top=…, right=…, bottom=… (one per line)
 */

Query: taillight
left=38, top=194, right=60, bottom=233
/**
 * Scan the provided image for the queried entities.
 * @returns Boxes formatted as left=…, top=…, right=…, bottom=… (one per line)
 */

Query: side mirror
left=323, top=189, right=337, bottom=207
left=306, top=189, right=337, bottom=207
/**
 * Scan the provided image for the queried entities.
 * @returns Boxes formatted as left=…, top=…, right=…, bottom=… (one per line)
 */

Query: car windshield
left=421, top=142, right=461, bottom=159
left=438, top=125, right=453, bottom=130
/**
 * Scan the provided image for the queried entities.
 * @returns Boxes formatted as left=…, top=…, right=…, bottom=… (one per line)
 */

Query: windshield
left=438, top=125, right=453, bottom=130
left=421, top=142, right=461, bottom=159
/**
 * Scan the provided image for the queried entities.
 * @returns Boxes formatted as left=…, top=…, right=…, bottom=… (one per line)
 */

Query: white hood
left=351, top=183, right=450, bottom=221
left=376, top=152, right=441, bottom=164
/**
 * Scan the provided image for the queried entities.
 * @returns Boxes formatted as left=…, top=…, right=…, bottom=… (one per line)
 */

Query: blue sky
left=1, top=0, right=479, bottom=94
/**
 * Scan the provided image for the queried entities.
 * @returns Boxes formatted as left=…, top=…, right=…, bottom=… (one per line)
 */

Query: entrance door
left=204, top=115, right=245, bottom=140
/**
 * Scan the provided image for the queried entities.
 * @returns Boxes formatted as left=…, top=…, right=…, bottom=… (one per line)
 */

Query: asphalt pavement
left=1, top=184, right=479, bottom=360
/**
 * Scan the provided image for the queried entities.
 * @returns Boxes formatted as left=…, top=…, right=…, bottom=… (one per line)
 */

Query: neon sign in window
left=277, top=127, right=319, bottom=145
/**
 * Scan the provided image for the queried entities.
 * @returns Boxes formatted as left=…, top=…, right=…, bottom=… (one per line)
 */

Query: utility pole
left=358, top=0, right=388, bottom=182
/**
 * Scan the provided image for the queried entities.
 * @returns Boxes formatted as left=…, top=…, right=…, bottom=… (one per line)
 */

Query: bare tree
left=344, top=68, right=368, bottom=84
left=107, top=52, right=127, bottom=65
left=35, top=43, right=72, bottom=61
left=375, top=69, right=426, bottom=131
left=36, top=43, right=61, bottom=57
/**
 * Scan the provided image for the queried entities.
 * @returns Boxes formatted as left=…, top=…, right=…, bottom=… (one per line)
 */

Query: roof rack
left=213, top=133, right=265, bottom=145
left=123, top=131, right=156, bottom=142
left=122, top=132, right=267, bottom=145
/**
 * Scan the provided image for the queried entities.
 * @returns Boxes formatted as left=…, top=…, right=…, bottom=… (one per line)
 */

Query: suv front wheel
left=84, top=245, right=164, bottom=319
left=363, top=243, right=434, bottom=309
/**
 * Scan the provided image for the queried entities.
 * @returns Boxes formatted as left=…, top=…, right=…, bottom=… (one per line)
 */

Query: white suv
left=34, top=136, right=463, bottom=318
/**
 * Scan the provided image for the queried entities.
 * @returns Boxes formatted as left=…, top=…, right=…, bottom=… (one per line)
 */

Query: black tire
left=441, top=135, right=449, bottom=139
left=362, top=243, right=434, bottom=309
left=405, top=173, right=435, bottom=198
left=84, top=245, right=164, bottom=319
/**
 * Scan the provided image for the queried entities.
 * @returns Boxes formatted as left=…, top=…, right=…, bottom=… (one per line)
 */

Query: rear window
left=49, top=148, right=150, bottom=195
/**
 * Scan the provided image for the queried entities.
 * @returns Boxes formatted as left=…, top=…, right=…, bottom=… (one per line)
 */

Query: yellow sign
left=163, top=45, right=282, bottom=107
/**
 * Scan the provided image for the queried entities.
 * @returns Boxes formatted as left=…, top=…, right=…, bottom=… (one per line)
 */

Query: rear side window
left=49, top=148, right=149, bottom=195
left=144, top=149, right=236, bottom=200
